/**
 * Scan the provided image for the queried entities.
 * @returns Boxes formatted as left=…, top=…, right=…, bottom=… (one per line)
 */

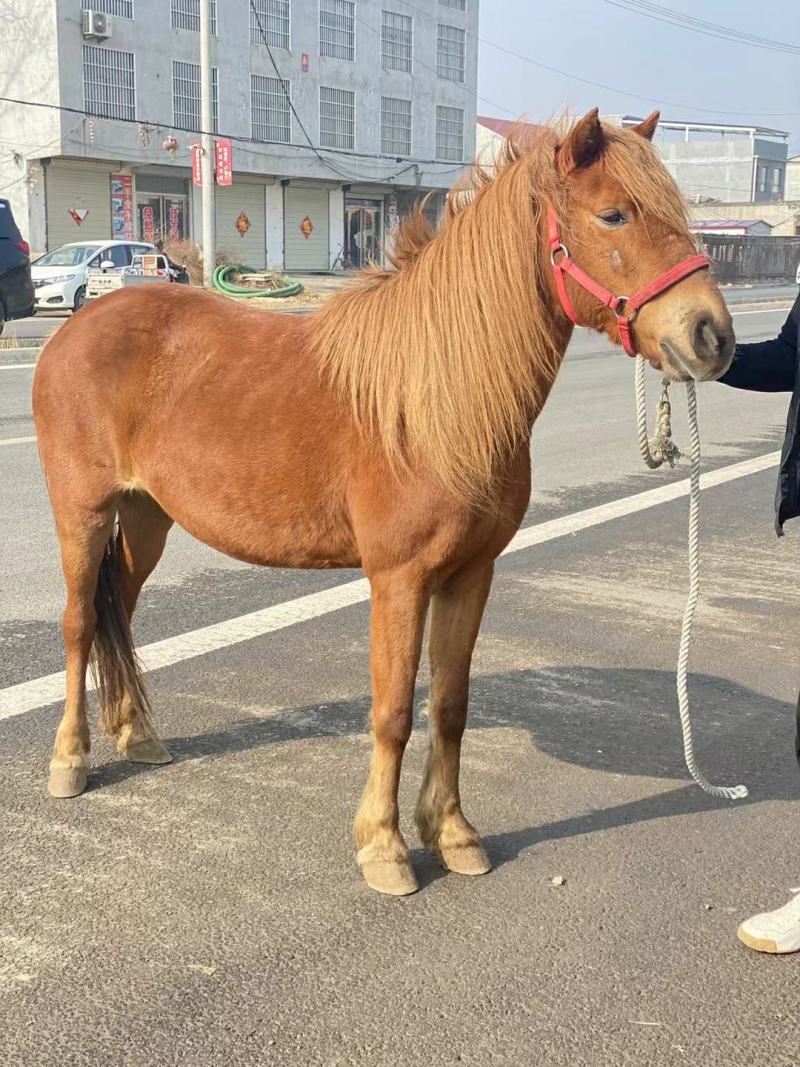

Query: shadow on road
left=93, top=666, right=799, bottom=868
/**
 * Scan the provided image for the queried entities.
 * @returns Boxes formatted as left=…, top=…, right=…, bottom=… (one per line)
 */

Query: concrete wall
left=659, top=139, right=757, bottom=204
left=0, top=0, right=61, bottom=248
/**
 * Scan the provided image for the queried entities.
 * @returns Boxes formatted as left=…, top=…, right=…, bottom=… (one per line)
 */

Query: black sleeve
left=719, top=293, right=799, bottom=393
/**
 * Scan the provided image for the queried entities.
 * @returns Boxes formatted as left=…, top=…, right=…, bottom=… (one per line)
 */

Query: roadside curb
left=730, top=299, right=794, bottom=312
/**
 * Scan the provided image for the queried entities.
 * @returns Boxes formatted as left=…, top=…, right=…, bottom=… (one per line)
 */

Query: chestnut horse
left=33, top=110, right=733, bottom=895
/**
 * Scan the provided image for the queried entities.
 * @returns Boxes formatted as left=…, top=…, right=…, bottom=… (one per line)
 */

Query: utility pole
left=200, top=0, right=215, bottom=287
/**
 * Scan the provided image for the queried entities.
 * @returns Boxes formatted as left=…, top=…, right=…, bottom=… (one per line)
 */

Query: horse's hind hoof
left=120, top=738, right=172, bottom=765
left=48, top=766, right=88, bottom=799
left=439, top=843, right=492, bottom=877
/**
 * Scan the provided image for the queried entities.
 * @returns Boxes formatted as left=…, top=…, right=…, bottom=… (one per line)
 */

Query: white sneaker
left=737, top=892, right=800, bottom=954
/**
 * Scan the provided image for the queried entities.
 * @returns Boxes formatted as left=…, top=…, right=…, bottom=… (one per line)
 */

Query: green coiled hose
left=212, top=264, right=304, bottom=298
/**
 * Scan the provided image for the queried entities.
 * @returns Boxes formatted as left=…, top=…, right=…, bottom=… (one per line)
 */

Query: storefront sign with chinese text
left=141, top=205, right=155, bottom=243
left=168, top=204, right=181, bottom=244
left=110, top=174, right=134, bottom=239
left=190, top=143, right=203, bottom=187
left=215, top=138, right=233, bottom=185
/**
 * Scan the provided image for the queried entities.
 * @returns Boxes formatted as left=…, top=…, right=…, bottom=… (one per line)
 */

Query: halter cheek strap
left=545, top=205, right=711, bottom=358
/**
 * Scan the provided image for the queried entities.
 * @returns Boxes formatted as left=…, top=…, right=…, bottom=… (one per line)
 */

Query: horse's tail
left=91, top=529, right=153, bottom=737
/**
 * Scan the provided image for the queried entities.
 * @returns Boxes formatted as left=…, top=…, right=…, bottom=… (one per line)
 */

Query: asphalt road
left=2, top=302, right=800, bottom=1065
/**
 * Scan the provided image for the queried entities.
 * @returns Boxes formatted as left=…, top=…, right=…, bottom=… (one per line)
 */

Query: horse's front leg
left=355, top=568, right=429, bottom=896
left=415, top=559, right=494, bottom=876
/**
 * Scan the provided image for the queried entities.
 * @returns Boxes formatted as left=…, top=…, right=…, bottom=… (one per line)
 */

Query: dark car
left=0, top=198, right=34, bottom=334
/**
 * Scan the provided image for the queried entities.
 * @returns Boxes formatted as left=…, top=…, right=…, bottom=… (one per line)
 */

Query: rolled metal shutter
left=215, top=182, right=267, bottom=268
left=284, top=186, right=330, bottom=271
left=45, top=161, right=113, bottom=249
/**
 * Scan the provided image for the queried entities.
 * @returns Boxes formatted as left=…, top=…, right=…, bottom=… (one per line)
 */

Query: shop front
left=135, top=175, right=190, bottom=246
left=344, top=196, right=383, bottom=269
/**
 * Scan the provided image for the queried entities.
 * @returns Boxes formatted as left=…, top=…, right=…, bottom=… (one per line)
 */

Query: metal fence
left=700, top=234, right=800, bottom=284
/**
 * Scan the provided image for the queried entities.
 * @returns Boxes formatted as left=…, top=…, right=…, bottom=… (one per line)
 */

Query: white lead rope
left=635, top=354, right=749, bottom=801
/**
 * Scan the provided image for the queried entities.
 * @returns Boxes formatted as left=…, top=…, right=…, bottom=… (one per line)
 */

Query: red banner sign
left=214, top=138, right=233, bottom=185
left=110, top=173, right=134, bottom=239
left=141, top=205, right=155, bottom=243
left=168, top=204, right=180, bottom=244
left=190, top=143, right=203, bottom=187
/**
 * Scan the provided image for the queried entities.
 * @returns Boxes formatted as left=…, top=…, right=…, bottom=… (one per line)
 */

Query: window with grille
left=250, top=0, right=290, bottom=49
left=320, top=86, right=354, bottom=149
left=81, top=0, right=133, bottom=18
left=437, top=23, right=465, bottom=82
left=381, top=97, right=411, bottom=156
left=438, top=0, right=466, bottom=9
left=436, top=104, right=464, bottom=161
left=83, top=45, right=136, bottom=121
left=381, top=11, right=412, bottom=72
left=320, top=0, right=355, bottom=61
left=172, top=60, right=219, bottom=132
left=251, top=75, right=291, bottom=143
left=170, top=0, right=217, bottom=34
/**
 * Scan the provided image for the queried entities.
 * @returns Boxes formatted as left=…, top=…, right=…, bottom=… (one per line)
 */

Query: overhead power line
left=399, top=0, right=800, bottom=119
left=603, top=0, right=800, bottom=55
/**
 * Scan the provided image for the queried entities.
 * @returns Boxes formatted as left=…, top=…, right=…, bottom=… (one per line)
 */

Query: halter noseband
left=545, top=205, right=711, bottom=358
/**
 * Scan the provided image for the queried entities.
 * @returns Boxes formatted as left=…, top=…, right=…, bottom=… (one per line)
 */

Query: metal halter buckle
left=549, top=242, right=570, bottom=267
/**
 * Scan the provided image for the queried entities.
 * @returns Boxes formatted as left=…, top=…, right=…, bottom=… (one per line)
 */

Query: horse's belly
left=142, top=460, right=361, bottom=570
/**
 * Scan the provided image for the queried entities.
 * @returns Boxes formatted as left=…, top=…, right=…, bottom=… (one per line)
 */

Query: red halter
left=546, top=205, right=711, bottom=358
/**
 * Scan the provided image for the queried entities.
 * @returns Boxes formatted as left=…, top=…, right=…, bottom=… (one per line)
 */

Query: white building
left=0, top=0, right=479, bottom=267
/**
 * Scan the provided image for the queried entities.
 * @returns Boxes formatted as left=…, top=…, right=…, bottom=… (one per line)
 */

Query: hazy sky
left=477, top=0, right=800, bottom=152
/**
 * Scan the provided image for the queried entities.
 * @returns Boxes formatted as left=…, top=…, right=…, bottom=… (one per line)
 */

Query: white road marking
left=730, top=305, right=792, bottom=316
left=0, top=436, right=36, bottom=447
left=0, top=448, right=781, bottom=722
left=0, top=363, right=36, bottom=370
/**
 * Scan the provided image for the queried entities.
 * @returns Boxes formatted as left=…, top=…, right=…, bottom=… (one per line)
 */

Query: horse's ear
left=632, top=111, right=660, bottom=141
left=557, top=108, right=604, bottom=176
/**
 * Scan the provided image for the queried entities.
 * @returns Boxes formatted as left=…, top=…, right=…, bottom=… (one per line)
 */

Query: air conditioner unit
left=82, top=10, right=112, bottom=40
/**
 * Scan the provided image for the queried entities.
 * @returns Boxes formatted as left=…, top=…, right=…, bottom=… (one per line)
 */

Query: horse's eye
left=598, top=210, right=628, bottom=228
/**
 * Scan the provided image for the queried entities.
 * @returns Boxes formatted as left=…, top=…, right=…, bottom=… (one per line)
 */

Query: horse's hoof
left=121, top=738, right=173, bottom=765
left=359, top=855, right=419, bottom=896
left=439, top=842, right=492, bottom=877
left=48, top=766, right=88, bottom=799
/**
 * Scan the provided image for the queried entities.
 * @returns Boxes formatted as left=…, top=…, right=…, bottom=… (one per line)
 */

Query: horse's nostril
left=693, top=315, right=724, bottom=357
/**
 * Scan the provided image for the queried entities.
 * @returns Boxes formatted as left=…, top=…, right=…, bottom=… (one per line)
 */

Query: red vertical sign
left=110, top=174, right=134, bottom=239
left=141, top=205, right=155, bottom=243
left=190, top=143, right=203, bottom=187
left=168, top=204, right=180, bottom=244
left=214, top=138, right=233, bottom=185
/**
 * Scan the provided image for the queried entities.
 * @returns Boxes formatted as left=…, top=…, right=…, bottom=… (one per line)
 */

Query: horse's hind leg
left=355, top=568, right=429, bottom=896
left=415, top=559, right=494, bottom=876
left=112, top=492, right=173, bottom=764
left=48, top=504, right=117, bottom=798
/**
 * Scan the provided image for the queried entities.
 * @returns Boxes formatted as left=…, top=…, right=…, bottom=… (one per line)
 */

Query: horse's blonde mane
left=311, top=120, right=690, bottom=503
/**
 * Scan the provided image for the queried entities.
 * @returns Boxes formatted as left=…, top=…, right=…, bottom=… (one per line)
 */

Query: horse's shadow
left=94, top=665, right=799, bottom=872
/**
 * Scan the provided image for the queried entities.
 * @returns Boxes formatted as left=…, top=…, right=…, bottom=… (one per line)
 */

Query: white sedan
left=32, top=239, right=154, bottom=312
